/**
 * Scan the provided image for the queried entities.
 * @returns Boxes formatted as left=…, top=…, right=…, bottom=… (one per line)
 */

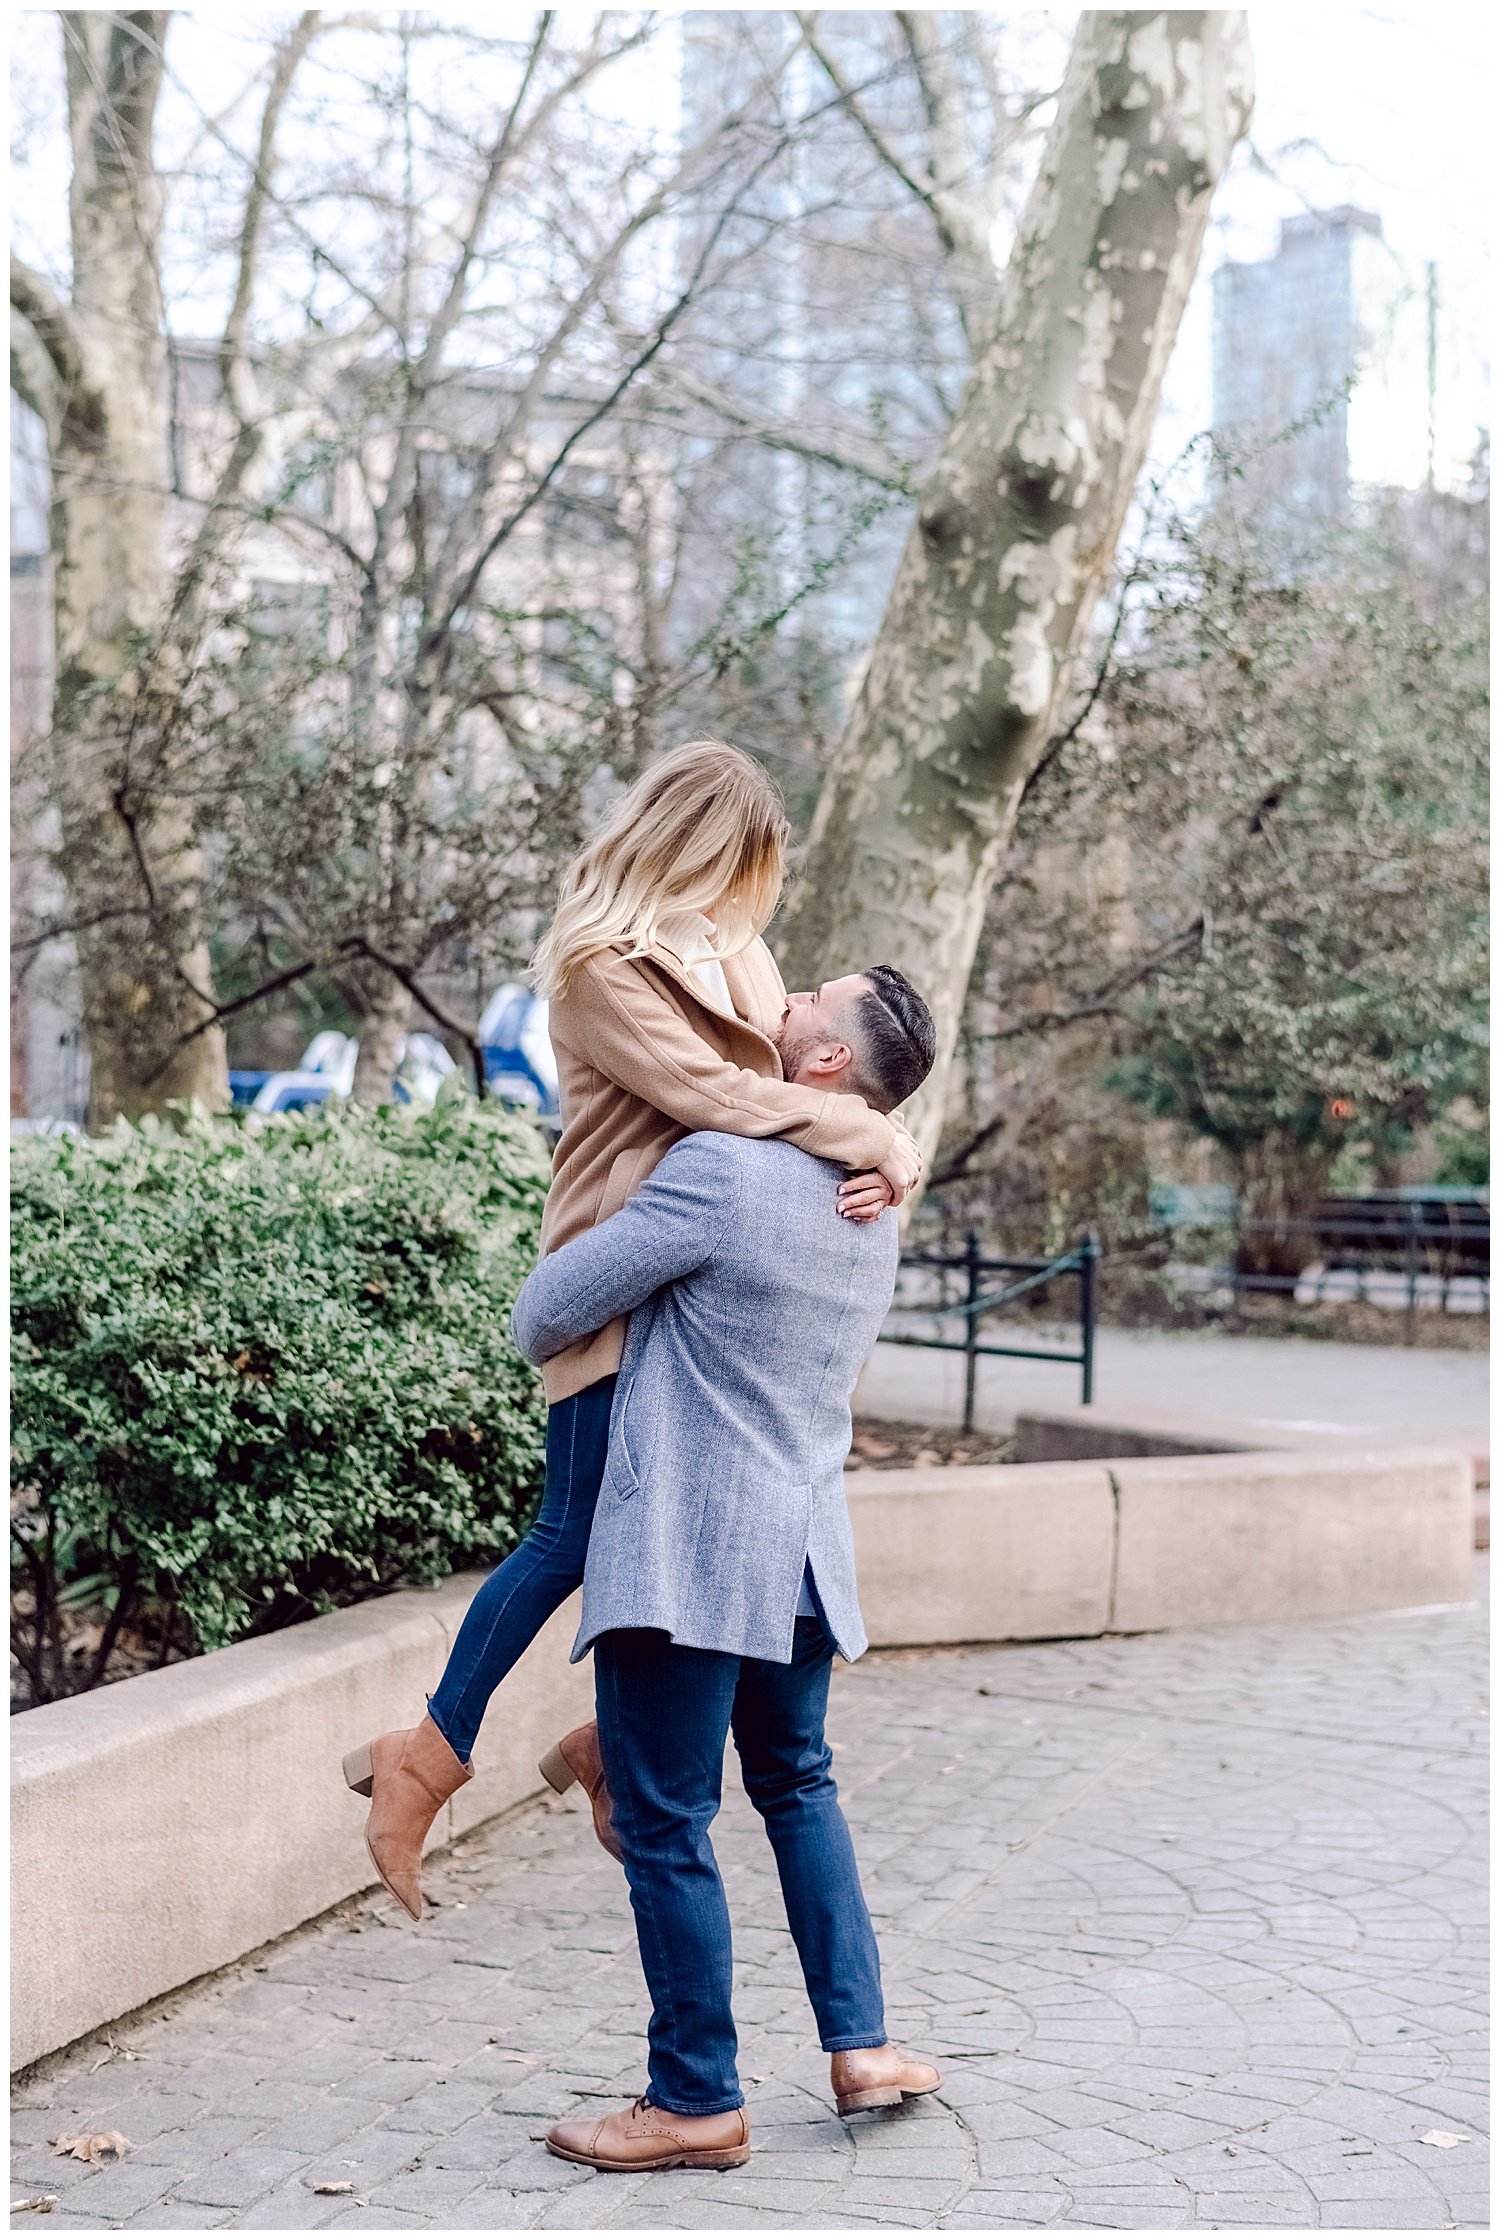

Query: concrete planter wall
left=12, top=1444, right=1473, bottom=2075
left=11, top=1583, right=592, bottom=2077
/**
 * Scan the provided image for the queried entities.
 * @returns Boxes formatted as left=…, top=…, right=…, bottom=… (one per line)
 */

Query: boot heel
left=343, top=1742, right=374, bottom=1798
left=538, top=1740, right=577, bottom=1796
left=836, top=2086, right=904, bottom=2116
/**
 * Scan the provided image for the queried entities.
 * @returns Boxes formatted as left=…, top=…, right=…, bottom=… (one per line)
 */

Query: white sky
left=9, top=7, right=1492, bottom=498
left=1154, top=3, right=1492, bottom=491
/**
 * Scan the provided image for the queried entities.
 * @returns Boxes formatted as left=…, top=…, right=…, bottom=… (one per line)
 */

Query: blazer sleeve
left=511, top=1136, right=742, bottom=1365
left=561, top=951, right=899, bottom=1171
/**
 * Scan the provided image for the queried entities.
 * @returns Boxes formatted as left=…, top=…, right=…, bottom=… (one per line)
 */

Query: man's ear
left=805, top=1038, right=855, bottom=1083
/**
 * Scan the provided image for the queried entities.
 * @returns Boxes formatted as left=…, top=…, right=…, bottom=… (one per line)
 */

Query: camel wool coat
left=536, top=936, right=900, bottom=1402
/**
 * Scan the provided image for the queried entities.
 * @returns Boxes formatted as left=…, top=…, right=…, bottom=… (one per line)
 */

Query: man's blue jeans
left=594, top=1618, right=887, bottom=2116
left=427, top=1376, right=615, bottom=1764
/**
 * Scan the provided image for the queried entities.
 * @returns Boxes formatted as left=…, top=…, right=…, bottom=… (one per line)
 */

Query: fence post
left=1079, top=1231, right=1099, bottom=1405
left=963, top=1227, right=981, bottom=1433
left=1403, top=1199, right=1419, bottom=1347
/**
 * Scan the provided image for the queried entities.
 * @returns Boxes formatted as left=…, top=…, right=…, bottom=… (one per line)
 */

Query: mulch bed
left=849, top=1417, right=1015, bottom=1471
left=10, top=1596, right=198, bottom=1714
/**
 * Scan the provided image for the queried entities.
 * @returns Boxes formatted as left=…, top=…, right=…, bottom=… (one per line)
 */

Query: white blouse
left=658, top=911, right=734, bottom=1019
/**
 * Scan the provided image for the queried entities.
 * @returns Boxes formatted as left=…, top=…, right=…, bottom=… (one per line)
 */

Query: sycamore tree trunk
left=348, top=973, right=412, bottom=1108
left=11, top=13, right=226, bottom=1127
left=777, top=12, right=1253, bottom=1162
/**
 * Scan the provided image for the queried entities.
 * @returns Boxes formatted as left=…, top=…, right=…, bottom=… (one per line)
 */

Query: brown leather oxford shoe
left=830, top=2043, right=943, bottom=2116
left=545, top=2097, right=750, bottom=2171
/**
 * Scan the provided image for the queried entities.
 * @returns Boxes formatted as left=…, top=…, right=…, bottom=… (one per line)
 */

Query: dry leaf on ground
left=1419, top=2129, right=1472, bottom=2148
left=12, top=2197, right=59, bottom=2215
left=51, top=2131, right=132, bottom=2164
left=311, top=2180, right=355, bottom=2195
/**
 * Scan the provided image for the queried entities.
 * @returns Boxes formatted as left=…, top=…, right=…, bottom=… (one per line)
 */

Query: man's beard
left=774, top=1019, right=816, bottom=1081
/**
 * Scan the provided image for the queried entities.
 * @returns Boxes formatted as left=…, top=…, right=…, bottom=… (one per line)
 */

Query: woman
left=344, top=740, right=920, bottom=1918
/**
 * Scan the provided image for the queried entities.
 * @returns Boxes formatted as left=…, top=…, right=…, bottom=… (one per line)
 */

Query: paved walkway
left=13, top=1569, right=1487, bottom=2231
left=858, top=1328, right=1490, bottom=1454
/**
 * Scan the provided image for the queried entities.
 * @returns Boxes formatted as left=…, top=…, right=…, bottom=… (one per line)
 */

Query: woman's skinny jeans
left=426, top=1375, right=614, bottom=1763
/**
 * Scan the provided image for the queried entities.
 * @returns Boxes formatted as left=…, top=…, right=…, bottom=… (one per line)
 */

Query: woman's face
left=717, top=840, right=784, bottom=932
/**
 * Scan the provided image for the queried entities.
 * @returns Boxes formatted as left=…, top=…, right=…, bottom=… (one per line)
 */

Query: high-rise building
left=1212, top=205, right=1430, bottom=519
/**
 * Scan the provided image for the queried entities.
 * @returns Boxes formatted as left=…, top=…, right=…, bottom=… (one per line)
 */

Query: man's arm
left=511, top=1136, right=743, bottom=1366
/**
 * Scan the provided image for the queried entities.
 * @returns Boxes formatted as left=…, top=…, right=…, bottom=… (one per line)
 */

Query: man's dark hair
left=849, top=964, right=937, bottom=1112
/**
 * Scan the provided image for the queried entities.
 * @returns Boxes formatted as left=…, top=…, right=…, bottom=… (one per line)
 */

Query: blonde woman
left=345, top=741, right=920, bottom=1919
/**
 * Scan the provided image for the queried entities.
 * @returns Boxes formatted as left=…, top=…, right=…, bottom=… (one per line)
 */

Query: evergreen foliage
left=11, top=1089, right=550, bottom=1700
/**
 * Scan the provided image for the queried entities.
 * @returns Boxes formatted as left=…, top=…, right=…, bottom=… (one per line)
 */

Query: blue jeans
left=594, top=1617, right=887, bottom=2116
left=427, top=1376, right=615, bottom=1763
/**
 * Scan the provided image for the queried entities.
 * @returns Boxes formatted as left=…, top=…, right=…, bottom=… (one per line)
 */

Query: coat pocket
left=611, top=1378, right=641, bottom=1500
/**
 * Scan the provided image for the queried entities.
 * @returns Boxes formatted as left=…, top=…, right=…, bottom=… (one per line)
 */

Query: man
left=509, top=965, right=944, bottom=2173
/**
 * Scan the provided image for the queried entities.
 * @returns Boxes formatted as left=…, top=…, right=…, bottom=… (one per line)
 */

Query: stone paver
left=13, top=1562, right=1487, bottom=2229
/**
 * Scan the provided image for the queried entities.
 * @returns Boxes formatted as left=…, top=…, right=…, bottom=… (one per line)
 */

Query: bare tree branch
left=430, top=108, right=809, bottom=643
left=220, top=12, right=321, bottom=430
left=10, top=253, right=102, bottom=433
left=343, top=936, right=485, bottom=1089
left=931, top=921, right=1205, bottom=1186
left=796, top=13, right=947, bottom=235
left=648, top=361, right=916, bottom=492
left=165, top=13, right=323, bottom=632
left=135, top=955, right=328, bottom=1086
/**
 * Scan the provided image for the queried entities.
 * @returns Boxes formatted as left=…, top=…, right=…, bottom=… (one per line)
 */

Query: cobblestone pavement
left=14, top=1568, right=1487, bottom=2231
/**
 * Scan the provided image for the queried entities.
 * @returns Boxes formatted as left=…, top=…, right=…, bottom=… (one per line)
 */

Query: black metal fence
left=883, top=1230, right=1100, bottom=1431
left=1206, top=1198, right=1490, bottom=1346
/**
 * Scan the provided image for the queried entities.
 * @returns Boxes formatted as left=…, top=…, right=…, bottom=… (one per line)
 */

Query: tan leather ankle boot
left=538, top=1721, right=623, bottom=1862
left=830, top=2043, right=943, bottom=2116
left=342, top=1714, right=472, bottom=1922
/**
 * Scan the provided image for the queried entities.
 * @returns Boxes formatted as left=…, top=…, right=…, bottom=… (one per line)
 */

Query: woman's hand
left=838, top=1124, right=922, bottom=1220
left=838, top=1169, right=896, bottom=1223
left=876, top=1121, right=922, bottom=1206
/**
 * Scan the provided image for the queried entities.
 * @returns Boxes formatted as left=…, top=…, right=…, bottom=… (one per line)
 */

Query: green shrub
left=11, top=1087, right=551, bottom=1700
left=1433, top=1120, right=1489, bottom=1190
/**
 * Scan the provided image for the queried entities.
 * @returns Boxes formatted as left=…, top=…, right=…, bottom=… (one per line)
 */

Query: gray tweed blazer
left=511, top=1132, right=899, bottom=1665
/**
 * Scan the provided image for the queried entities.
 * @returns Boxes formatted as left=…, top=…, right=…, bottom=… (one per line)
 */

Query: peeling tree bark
left=776, top=12, right=1253, bottom=1162
left=348, top=976, right=412, bottom=1110
left=12, top=11, right=328, bottom=1126
left=12, top=13, right=227, bottom=1127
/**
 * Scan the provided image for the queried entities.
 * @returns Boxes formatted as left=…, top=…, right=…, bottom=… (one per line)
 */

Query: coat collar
left=722, top=942, right=788, bottom=1039
left=609, top=940, right=784, bottom=1059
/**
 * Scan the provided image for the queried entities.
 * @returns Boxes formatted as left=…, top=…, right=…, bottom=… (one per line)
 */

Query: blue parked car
left=230, top=1031, right=456, bottom=1121
left=478, top=983, right=559, bottom=1135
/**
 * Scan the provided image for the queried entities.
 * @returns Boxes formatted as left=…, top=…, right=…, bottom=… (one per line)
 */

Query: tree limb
left=368, top=10, right=562, bottom=584
left=342, top=936, right=485, bottom=1089
left=10, top=309, right=62, bottom=449
left=648, top=360, right=916, bottom=492
left=164, top=13, right=323, bottom=635
left=220, top=11, right=322, bottom=431
left=14, top=903, right=157, bottom=957
left=796, top=13, right=948, bottom=239
left=10, top=253, right=102, bottom=437
left=134, top=954, right=328, bottom=1085
left=432, top=113, right=802, bottom=642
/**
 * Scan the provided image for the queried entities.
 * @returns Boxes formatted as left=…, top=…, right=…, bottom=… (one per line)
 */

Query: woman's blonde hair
left=532, top=740, right=789, bottom=996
